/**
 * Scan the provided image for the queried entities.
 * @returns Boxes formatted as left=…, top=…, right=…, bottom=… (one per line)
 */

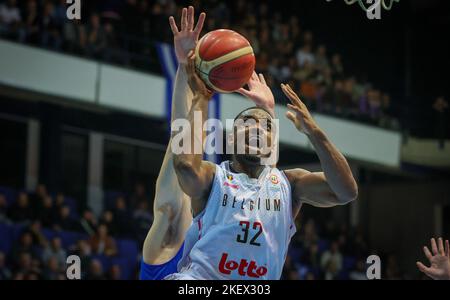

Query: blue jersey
left=139, top=243, right=184, bottom=280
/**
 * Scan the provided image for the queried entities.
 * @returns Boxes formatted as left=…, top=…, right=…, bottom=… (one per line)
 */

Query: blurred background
left=0, top=0, right=449, bottom=280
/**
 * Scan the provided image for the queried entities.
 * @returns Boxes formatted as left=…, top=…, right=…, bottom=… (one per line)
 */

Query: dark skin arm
left=172, top=55, right=216, bottom=216
left=281, top=84, right=358, bottom=217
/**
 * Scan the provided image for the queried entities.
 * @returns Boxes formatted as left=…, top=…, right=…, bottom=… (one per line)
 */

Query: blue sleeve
left=139, top=243, right=184, bottom=280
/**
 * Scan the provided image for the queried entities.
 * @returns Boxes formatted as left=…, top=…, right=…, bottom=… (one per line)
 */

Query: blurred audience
left=0, top=0, right=401, bottom=129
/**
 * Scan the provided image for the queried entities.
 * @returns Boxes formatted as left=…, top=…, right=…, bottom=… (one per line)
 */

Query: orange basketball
left=195, top=29, right=256, bottom=93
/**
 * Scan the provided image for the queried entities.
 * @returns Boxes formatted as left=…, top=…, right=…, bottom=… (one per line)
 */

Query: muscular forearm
left=171, top=66, right=193, bottom=122
left=175, top=94, right=209, bottom=169
left=308, top=128, right=358, bottom=203
left=154, top=66, right=192, bottom=211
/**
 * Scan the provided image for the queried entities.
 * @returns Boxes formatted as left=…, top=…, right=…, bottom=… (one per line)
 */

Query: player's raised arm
left=142, top=6, right=205, bottom=265
left=173, top=56, right=216, bottom=216
left=280, top=84, right=358, bottom=215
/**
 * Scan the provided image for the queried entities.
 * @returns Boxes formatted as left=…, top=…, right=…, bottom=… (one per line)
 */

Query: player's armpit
left=173, top=159, right=216, bottom=216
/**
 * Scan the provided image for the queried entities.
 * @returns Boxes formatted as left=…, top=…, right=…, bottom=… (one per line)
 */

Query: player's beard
left=235, top=153, right=262, bottom=167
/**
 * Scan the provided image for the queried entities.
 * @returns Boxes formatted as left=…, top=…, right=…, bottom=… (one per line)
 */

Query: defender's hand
left=185, top=53, right=214, bottom=100
left=169, top=6, right=206, bottom=65
left=417, top=238, right=450, bottom=280
left=282, top=83, right=318, bottom=136
left=237, top=72, right=275, bottom=116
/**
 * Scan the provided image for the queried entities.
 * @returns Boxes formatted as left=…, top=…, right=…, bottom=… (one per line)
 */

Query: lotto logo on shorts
left=218, top=253, right=268, bottom=278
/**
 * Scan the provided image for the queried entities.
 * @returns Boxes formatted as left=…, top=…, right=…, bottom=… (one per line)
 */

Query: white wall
left=0, top=39, right=402, bottom=167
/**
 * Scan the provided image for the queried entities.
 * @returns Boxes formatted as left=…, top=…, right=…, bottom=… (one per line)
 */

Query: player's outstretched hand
left=185, top=52, right=213, bottom=100
left=417, top=238, right=450, bottom=280
left=169, top=6, right=206, bottom=65
left=281, top=83, right=318, bottom=136
left=237, top=72, right=275, bottom=116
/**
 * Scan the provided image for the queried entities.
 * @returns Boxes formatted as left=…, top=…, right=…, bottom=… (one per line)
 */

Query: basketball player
left=166, top=56, right=358, bottom=280
left=417, top=238, right=450, bottom=280
left=138, top=6, right=204, bottom=280
left=139, top=6, right=274, bottom=280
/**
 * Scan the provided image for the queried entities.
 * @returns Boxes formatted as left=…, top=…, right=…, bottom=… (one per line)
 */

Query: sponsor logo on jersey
left=218, top=253, right=268, bottom=278
left=270, top=175, right=279, bottom=185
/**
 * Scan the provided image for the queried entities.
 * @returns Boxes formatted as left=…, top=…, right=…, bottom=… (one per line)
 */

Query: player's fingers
left=287, top=104, right=303, bottom=115
left=194, top=12, right=206, bottom=37
left=431, top=238, right=439, bottom=255
left=416, top=262, right=431, bottom=274
left=187, top=6, right=194, bottom=31
left=236, top=88, right=252, bottom=98
left=181, top=7, right=187, bottom=31
left=286, top=84, right=306, bottom=108
left=259, top=73, right=267, bottom=85
left=423, top=246, right=433, bottom=261
left=286, top=111, right=297, bottom=124
left=169, top=16, right=179, bottom=35
left=281, top=84, right=300, bottom=106
left=251, top=71, right=259, bottom=82
left=438, top=238, right=445, bottom=256
left=445, top=240, right=450, bottom=257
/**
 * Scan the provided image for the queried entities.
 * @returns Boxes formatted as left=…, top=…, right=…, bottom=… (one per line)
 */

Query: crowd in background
left=0, top=183, right=416, bottom=280
left=0, top=0, right=401, bottom=129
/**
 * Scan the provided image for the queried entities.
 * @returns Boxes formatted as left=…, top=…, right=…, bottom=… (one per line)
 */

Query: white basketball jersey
left=170, top=161, right=296, bottom=280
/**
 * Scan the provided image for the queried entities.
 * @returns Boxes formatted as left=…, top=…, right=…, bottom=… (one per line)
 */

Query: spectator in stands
left=54, top=193, right=66, bottom=212
left=315, top=45, right=330, bottom=72
left=42, top=255, right=63, bottom=280
left=300, top=219, right=319, bottom=249
left=281, top=254, right=300, bottom=280
left=62, top=18, right=86, bottom=53
left=13, top=252, right=35, bottom=278
left=129, top=183, right=149, bottom=210
left=37, top=196, right=55, bottom=227
left=349, top=259, right=368, bottom=280
left=0, top=251, right=12, bottom=280
left=85, top=259, right=106, bottom=280
left=0, top=0, right=22, bottom=39
left=42, top=237, right=66, bottom=267
left=40, top=1, right=62, bottom=50
left=301, top=243, right=321, bottom=271
left=28, top=220, right=48, bottom=248
left=112, top=196, right=132, bottom=238
left=0, top=193, right=9, bottom=223
left=79, top=209, right=98, bottom=236
left=331, top=54, right=344, bottom=80
left=385, top=254, right=403, bottom=280
left=31, top=184, right=49, bottom=210
left=320, top=241, right=343, bottom=279
left=296, top=44, right=315, bottom=68
left=100, top=210, right=117, bottom=236
left=89, top=223, right=117, bottom=257
left=11, top=231, right=41, bottom=264
left=21, top=0, right=39, bottom=44
left=7, top=192, right=33, bottom=223
left=53, top=205, right=78, bottom=231
left=86, top=13, right=106, bottom=59
left=133, top=200, right=153, bottom=242
left=107, top=264, right=122, bottom=280
left=71, top=240, right=92, bottom=277
left=432, top=96, right=449, bottom=149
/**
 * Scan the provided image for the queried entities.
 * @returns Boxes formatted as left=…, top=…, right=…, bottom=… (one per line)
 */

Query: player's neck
left=230, top=156, right=266, bottom=179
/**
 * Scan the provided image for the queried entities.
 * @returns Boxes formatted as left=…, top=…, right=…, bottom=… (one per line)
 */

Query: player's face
left=233, top=108, right=274, bottom=164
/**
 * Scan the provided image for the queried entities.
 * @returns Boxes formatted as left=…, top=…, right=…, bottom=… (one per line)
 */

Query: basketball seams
left=195, top=30, right=255, bottom=93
